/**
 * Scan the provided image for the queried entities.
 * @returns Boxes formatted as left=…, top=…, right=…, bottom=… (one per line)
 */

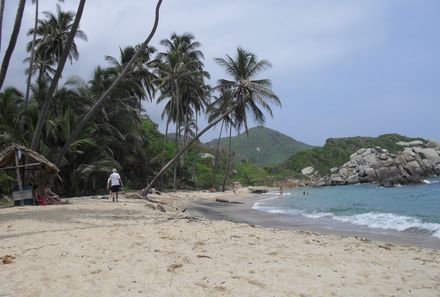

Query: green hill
left=205, top=126, right=313, bottom=166
left=280, top=133, right=425, bottom=175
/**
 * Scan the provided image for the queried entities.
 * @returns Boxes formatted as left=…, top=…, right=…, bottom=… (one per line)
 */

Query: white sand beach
left=1, top=191, right=439, bottom=297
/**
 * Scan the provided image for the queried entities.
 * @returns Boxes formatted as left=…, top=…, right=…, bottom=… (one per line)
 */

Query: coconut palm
left=26, top=4, right=87, bottom=79
left=53, top=0, right=163, bottom=167
left=214, top=47, right=281, bottom=190
left=0, top=0, right=5, bottom=51
left=105, top=45, right=157, bottom=114
left=30, top=0, right=87, bottom=152
left=207, top=92, right=235, bottom=190
left=141, top=48, right=279, bottom=197
left=0, top=0, right=26, bottom=90
left=155, top=32, right=209, bottom=190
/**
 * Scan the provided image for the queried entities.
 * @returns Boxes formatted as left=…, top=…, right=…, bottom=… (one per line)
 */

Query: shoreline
left=1, top=192, right=439, bottom=296
left=185, top=192, right=440, bottom=250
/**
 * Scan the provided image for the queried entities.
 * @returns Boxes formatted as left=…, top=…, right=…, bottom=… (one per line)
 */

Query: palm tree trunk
left=173, top=118, right=179, bottom=191
left=173, top=84, right=180, bottom=191
left=0, top=0, right=26, bottom=90
left=54, top=0, right=163, bottom=167
left=140, top=104, right=236, bottom=197
left=212, top=120, right=224, bottom=189
left=222, top=125, right=233, bottom=192
left=30, top=0, right=86, bottom=151
left=0, top=0, right=5, bottom=52
left=21, top=0, right=39, bottom=132
left=160, top=119, right=169, bottom=188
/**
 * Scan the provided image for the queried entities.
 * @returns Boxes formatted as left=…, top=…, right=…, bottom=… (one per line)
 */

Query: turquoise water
left=253, top=178, right=440, bottom=239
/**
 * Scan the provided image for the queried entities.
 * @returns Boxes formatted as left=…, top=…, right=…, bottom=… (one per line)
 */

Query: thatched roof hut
left=0, top=144, right=59, bottom=174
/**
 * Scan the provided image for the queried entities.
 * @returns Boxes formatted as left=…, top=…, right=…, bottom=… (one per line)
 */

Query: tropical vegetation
left=0, top=2, right=281, bottom=197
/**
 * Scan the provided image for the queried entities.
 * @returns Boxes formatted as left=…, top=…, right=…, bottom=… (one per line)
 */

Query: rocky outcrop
left=325, top=141, right=440, bottom=187
left=301, top=166, right=315, bottom=175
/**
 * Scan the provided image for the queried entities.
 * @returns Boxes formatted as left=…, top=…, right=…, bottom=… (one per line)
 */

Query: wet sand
left=186, top=194, right=440, bottom=250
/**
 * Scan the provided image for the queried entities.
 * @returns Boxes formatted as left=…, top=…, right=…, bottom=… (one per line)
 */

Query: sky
left=1, top=0, right=439, bottom=145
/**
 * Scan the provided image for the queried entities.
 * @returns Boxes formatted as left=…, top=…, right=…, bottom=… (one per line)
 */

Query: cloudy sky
left=1, top=0, right=439, bottom=145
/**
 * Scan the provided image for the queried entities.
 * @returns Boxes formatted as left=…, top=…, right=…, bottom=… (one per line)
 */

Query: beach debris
left=1, top=255, right=15, bottom=264
left=196, top=255, right=212, bottom=259
left=215, top=198, right=243, bottom=204
left=248, top=187, right=268, bottom=194
left=167, top=263, right=183, bottom=272
left=378, top=244, right=394, bottom=250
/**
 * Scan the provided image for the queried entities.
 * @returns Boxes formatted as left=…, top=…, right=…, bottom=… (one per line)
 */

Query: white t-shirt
left=109, top=172, right=121, bottom=186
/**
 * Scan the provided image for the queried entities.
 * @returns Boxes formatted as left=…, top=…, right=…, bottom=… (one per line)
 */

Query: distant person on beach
left=108, top=169, right=123, bottom=202
left=279, top=186, right=283, bottom=196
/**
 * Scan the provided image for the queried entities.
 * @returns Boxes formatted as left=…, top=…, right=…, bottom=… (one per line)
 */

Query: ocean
left=253, top=178, right=440, bottom=241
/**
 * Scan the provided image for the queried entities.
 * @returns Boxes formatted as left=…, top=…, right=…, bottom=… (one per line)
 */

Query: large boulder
left=330, top=167, right=339, bottom=174
left=363, top=154, right=377, bottom=164
left=330, top=174, right=346, bottom=185
left=427, top=140, right=440, bottom=149
left=346, top=175, right=360, bottom=185
left=435, top=164, right=440, bottom=175
left=301, top=166, right=315, bottom=175
left=408, top=140, right=424, bottom=147
left=396, top=141, right=410, bottom=147
left=419, top=148, right=440, bottom=164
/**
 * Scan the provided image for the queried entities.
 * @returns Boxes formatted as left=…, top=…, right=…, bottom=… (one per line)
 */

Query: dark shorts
left=110, top=185, right=120, bottom=193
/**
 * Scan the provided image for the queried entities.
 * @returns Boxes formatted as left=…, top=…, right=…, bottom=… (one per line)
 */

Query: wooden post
left=14, top=149, right=24, bottom=205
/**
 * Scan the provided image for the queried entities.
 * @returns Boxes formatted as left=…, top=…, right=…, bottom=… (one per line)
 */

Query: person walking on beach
left=107, top=168, right=123, bottom=202
left=279, top=186, right=283, bottom=196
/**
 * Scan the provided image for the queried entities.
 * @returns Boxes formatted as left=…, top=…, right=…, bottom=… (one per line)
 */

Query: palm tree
left=0, top=0, right=26, bottom=90
left=30, top=0, right=87, bottom=151
left=0, top=0, right=5, bottom=51
left=22, top=0, right=39, bottom=132
left=0, top=88, right=24, bottom=143
left=214, top=48, right=281, bottom=190
left=155, top=32, right=209, bottom=190
left=208, top=92, right=234, bottom=190
left=54, top=0, right=163, bottom=168
left=105, top=45, right=157, bottom=114
left=26, top=4, right=87, bottom=79
left=141, top=48, right=280, bottom=197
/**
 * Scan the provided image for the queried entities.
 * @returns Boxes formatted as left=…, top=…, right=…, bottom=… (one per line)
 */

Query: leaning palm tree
left=0, top=0, right=5, bottom=51
left=54, top=0, right=163, bottom=168
left=207, top=92, right=234, bottom=190
left=140, top=47, right=280, bottom=197
left=0, top=0, right=26, bottom=90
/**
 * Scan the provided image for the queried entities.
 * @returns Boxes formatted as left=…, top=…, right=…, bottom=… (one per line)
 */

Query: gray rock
left=419, top=148, right=440, bottom=164
left=330, top=174, right=346, bottom=185
left=413, top=146, right=423, bottom=153
left=363, top=154, right=377, bottom=164
left=353, top=155, right=365, bottom=165
left=356, top=148, right=367, bottom=155
left=435, top=164, right=440, bottom=175
left=339, top=167, right=351, bottom=178
left=301, top=166, right=315, bottom=175
left=379, top=153, right=388, bottom=160
left=347, top=175, right=360, bottom=184
left=365, top=168, right=377, bottom=179
left=330, top=167, right=339, bottom=174
left=427, top=140, right=440, bottom=149
left=396, top=141, right=410, bottom=147
left=408, top=140, right=424, bottom=147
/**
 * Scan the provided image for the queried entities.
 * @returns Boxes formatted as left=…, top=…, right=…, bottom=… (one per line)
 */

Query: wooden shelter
left=0, top=144, right=59, bottom=205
